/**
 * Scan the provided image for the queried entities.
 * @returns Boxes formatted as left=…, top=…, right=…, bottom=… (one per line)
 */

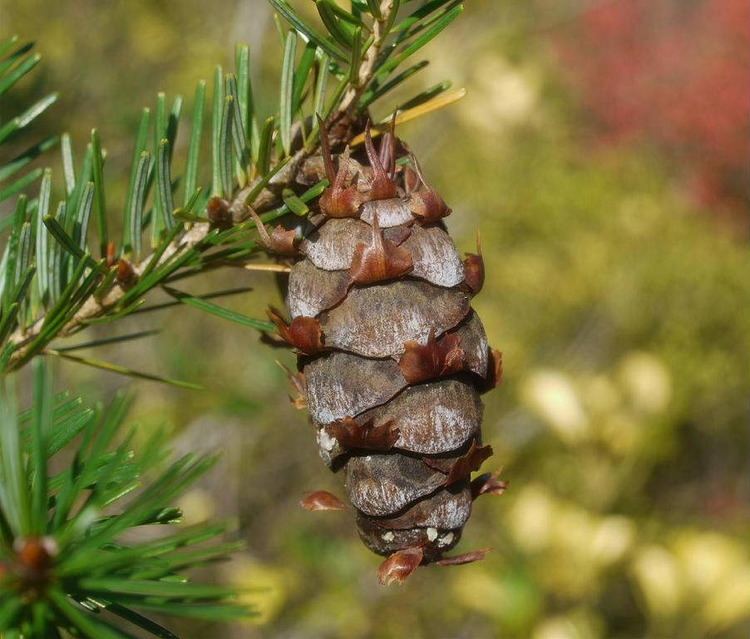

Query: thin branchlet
left=339, top=1, right=396, bottom=115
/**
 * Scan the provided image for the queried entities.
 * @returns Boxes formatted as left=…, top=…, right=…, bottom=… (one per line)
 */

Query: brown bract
left=398, top=329, right=466, bottom=384
left=300, top=490, right=346, bottom=511
left=350, top=214, right=413, bottom=285
left=267, top=307, right=324, bottom=355
left=435, top=548, right=491, bottom=566
left=463, top=231, right=484, bottom=294
left=484, top=348, right=504, bottom=391
left=409, top=188, right=451, bottom=222
left=407, top=155, right=451, bottom=222
left=364, top=122, right=399, bottom=201
left=471, top=471, right=509, bottom=499
left=403, top=165, right=421, bottom=194
left=328, top=416, right=400, bottom=451
left=377, top=546, right=424, bottom=585
left=463, top=253, right=484, bottom=295
left=267, top=226, right=299, bottom=256
left=319, top=177, right=363, bottom=219
left=445, top=441, right=494, bottom=486
left=278, top=362, right=307, bottom=410
left=247, top=207, right=299, bottom=256
left=378, top=114, right=398, bottom=180
left=319, top=119, right=363, bottom=218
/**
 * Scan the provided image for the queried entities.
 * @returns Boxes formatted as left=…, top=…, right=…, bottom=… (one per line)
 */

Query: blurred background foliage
left=2, top=0, right=750, bottom=637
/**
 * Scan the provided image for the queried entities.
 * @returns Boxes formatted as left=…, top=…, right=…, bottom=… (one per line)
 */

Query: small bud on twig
left=116, top=259, right=138, bottom=289
left=207, top=196, right=233, bottom=229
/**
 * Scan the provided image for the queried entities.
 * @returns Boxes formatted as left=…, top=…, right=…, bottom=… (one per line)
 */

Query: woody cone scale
left=268, top=120, right=506, bottom=585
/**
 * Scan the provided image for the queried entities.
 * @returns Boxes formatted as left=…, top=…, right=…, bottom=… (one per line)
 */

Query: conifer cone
left=281, top=122, right=505, bottom=584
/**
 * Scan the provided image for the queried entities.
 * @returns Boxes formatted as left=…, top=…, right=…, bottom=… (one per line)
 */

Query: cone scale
left=281, top=124, right=504, bottom=583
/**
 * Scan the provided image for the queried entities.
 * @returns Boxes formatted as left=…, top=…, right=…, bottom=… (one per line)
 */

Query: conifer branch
left=0, top=1, right=464, bottom=382
left=0, top=360, right=252, bottom=636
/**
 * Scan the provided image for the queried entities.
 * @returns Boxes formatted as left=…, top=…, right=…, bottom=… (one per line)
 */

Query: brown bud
left=471, top=471, right=508, bottom=499
left=435, top=548, right=491, bottom=566
left=398, top=329, right=466, bottom=384
left=207, top=196, right=233, bottom=229
left=378, top=546, right=424, bottom=585
left=14, top=536, right=57, bottom=586
left=350, top=214, right=413, bottom=285
left=116, top=259, right=138, bottom=289
left=364, top=122, right=399, bottom=201
left=300, top=490, right=346, bottom=512
left=267, top=307, right=324, bottom=355
left=17, top=538, right=54, bottom=572
left=106, top=241, right=117, bottom=267
left=327, top=417, right=400, bottom=451
left=445, top=441, right=494, bottom=486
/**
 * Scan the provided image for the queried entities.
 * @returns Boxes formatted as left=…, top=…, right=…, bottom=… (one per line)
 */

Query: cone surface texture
left=287, top=128, right=501, bottom=570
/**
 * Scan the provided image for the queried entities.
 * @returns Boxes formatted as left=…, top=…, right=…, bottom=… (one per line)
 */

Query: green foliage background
left=3, top=1, right=750, bottom=637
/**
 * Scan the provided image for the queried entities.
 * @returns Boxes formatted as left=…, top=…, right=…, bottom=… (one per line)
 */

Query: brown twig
left=4, top=152, right=309, bottom=372
left=338, top=1, right=395, bottom=115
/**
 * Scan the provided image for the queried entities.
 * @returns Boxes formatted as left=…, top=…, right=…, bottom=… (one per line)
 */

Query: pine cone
left=283, top=123, right=504, bottom=583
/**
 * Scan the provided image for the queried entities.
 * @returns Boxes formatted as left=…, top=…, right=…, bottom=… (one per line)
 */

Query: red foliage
left=554, top=0, right=750, bottom=212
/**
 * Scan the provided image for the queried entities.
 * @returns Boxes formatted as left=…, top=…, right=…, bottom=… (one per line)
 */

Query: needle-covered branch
left=0, top=361, right=252, bottom=637
left=0, top=1, right=464, bottom=383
